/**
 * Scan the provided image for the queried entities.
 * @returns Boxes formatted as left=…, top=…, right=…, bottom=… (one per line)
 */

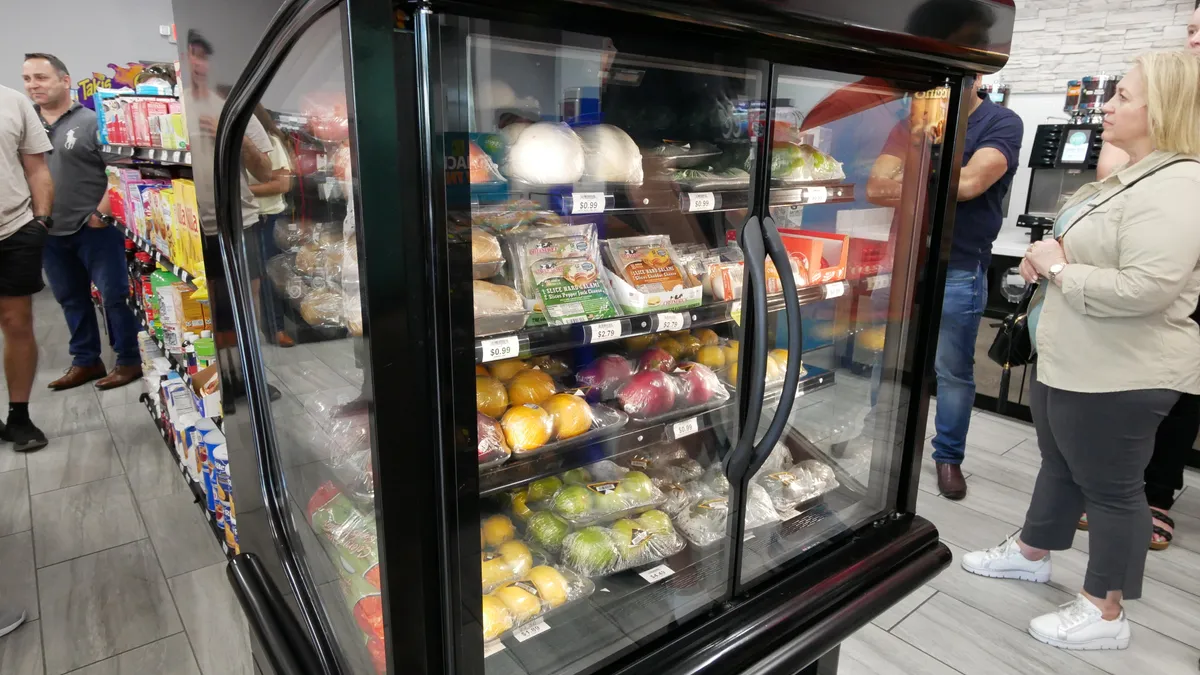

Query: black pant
left=1147, top=393, right=1200, bottom=510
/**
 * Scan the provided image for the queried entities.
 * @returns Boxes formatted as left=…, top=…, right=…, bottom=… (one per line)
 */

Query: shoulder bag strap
left=1058, top=158, right=1200, bottom=242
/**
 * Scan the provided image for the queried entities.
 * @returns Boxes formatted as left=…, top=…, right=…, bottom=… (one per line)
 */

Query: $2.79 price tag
left=480, top=335, right=519, bottom=363
left=639, top=564, right=675, bottom=583
left=572, top=192, right=605, bottom=215
left=512, top=620, right=551, bottom=643
left=655, top=312, right=685, bottom=333
left=589, top=320, right=623, bottom=343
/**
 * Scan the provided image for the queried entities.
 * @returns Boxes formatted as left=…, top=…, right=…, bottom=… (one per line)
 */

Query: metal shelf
left=116, top=218, right=201, bottom=287
left=102, top=144, right=192, bottom=167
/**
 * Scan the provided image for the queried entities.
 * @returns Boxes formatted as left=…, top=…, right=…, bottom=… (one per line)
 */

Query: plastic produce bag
left=673, top=480, right=779, bottom=547
left=759, top=460, right=839, bottom=512
left=478, top=413, right=512, bottom=470
left=575, top=354, right=634, bottom=402
left=307, top=482, right=381, bottom=596
left=503, top=122, right=585, bottom=185
left=483, top=565, right=595, bottom=643
left=547, top=470, right=665, bottom=526
left=750, top=142, right=845, bottom=183
left=559, top=510, right=685, bottom=577
left=578, top=124, right=643, bottom=184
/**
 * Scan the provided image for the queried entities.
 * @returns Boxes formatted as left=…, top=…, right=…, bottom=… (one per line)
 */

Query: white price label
left=866, top=274, right=891, bottom=291
left=173, top=151, right=182, bottom=162
left=686, top=192, right=716, bottom=212
left=639, top=564, right=675, bottom=583
left=512, top=620, right=550, bottom=643
left=656, top=312, right=685, bottom=333
left=807, top=186, right=828, bottom=204
left=483, top=641, right=506, bottom=657
left=480, top=336, right=520, bottom=363
left=572, top=192, right=605, bottom=215
left=589, top=320, right=623, bottom=343
left=184, top=152, right=192, bottom=164
left=824, top=283, right=845, bottom=300
left=672, top=417, right=699, bottom=439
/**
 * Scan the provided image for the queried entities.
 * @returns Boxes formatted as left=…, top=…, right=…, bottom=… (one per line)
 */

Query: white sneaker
left=1028, top=594, right=1130, bottom=650
left=961, top=537, right=1051, bottom=582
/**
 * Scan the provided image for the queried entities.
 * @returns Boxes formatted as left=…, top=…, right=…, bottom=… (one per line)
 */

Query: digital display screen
left=1060, top=128, right=1093, bottom=164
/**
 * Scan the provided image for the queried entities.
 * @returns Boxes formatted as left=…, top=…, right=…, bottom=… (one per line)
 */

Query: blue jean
left=931, top=263, right=987, bottom=464
left=42, top=224, right=140, bottom=367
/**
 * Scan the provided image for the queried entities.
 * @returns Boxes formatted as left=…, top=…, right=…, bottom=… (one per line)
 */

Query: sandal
left=1150, top=507, right=1174, bottom=551
left=1077, top=513, right=1088, bottom=531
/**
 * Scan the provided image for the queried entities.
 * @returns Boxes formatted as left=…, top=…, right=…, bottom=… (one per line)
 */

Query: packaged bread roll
left=474, top=280, right=524, bottom=316
left=472, top=228, right=503, bottom=264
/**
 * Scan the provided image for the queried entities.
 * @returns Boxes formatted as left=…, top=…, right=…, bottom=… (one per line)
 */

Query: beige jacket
left=1035, top=150, right=1200, bottom=394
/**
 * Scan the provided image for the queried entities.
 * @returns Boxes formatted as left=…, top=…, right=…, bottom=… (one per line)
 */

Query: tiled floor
left=0, top=290, right=246, bottom=675
left=842, top=404, right=1200, bottom=675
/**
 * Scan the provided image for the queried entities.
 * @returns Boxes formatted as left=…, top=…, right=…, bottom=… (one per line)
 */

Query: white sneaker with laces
left=961, top=537, right=1051, bottom=582
left=1028, top=594, right=1130, bottom=650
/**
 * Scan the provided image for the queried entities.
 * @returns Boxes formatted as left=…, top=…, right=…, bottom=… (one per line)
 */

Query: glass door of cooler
left=436, top=14, right=772, bottom=675
left=737, top=67, right=952, bottom=588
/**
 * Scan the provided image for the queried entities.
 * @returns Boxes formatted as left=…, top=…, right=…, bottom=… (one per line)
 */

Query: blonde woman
left=960, top=50, right=1200, bottom=651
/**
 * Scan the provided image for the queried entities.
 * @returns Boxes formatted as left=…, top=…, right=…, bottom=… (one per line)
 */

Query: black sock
left=8, top=403, right=29, bottom=425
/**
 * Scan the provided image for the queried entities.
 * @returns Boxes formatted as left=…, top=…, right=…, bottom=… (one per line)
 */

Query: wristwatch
left=1048, top=262, right=1066, bottom=282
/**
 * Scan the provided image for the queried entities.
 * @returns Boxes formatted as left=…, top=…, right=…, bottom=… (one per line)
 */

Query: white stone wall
left=999, top=0, right=1196, bottom=92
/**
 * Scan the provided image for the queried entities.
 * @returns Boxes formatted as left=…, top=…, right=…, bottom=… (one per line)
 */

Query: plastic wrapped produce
left=482, top=565, right=595, bottom=643
left=673, top=481, right=779, bottom=547
left=750, top=142, right=845, bottom=182
left=507, top=369, right=557, bottom=406
left=757, top=459, right=839, bottom=512
left=500, top=404, right=553, bottom=453
left=616, top=370, right=678, bottom=419
left=578, top=124, right=644, bottom=184
left=559, top=510, right=685, bottom=576
left=476, top=376, right=509, bottom=418
left=526, top=510, right=571, bottom=554
left=675, top=362, right=722, bottom=406
left=637, top=347, right=676, bottom=373
left=541, top=393, right=592, bottom=440
left=300, top=289, right=344, bottom=328
left=548, top=470, right=666, bottom=526
left=481, top=538, right=536, bottom=592
left=576, top=354, right=634, bottom=402
left=503, top=122, right=585, bottom=185
left=477, top=413, right=511, bottom=469
left=307, top=482, right=382, bottom=592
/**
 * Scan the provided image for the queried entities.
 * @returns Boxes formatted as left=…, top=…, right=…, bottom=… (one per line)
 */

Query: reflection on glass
left=236, top=11, right=382, bottom=675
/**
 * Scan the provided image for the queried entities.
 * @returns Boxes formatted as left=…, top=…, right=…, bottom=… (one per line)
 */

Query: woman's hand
left=1018, top=257, right=1040, bottom=284
left=1025, top=239, right=1068, bottom=277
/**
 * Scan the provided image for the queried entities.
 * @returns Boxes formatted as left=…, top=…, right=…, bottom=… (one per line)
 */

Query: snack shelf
left=116, top=217, right=201, bottom=287
left=475, top=279, right=852, bottom=362
left=471, top=182, right=855, bottom=218
left=138, top=392, right=233, bottom=558
left=128, top=298, right=223, bottom=423
left=102, top=144, right=192, bottom=167
left=478, top=366, right=834, bottom=497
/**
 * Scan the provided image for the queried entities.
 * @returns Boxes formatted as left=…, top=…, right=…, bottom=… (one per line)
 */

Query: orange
left=488, top=358, right=529, bottom=381
left=501, top=404, right=552, bottom=452
left=507, top=370, right=557, bottom=406
left=476, top=376, right=509, bottom=418
left=768, top=349, right=788, bottom=372
left=693, top=328, right=720, bottom=346
left=542, top=393, right=592, bottom=440
left=623, top=334, right=656, bottom=352
left=475, top=364, right=490, bottom=376
left=655, top=336, right=684, bottom=362
left=696, top=345, right=726, bottom=370
left=679, top=334, right=702, bottom=358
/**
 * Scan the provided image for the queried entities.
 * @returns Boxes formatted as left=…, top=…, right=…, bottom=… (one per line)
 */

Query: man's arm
left=865, top=153, right=904, bottom=207
left=242, top=115, right=274, bottom=183
left=21, top=153, right=53, bottom=219
left=957, top=113, right=1023, bottom=202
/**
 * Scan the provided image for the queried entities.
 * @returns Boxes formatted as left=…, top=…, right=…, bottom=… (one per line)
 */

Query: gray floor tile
left=1184, top=469, right=1200, bottom=492
left=892, top=592, right=1108, bottom=675
left=948, top=475, right=1032, bottom=528
left=1173, top=486, right=1200, bottom=520
left=1002, top=438, right=1043, bottom=468
left=37, top=389, right=107, bottom=439
left=1143, top=542, right=1200, bottom=598
left=38, top=540, right=182, bottom=675
left=964, top=415, right=1032, bottom=455
left=841, top=623, right=963, bottom=675
left=872, top=585, right=937, bottom=631
left=1070, top=620, right=1200, bottom=675
left=104, top=403, right=190, bottom=504
left=0, top=620, right=43, bottom=675
left=0, top=531, right=38, bottom=621
left=169, top=562, right=254, bottom=675
left=961, top=449, right=1040, bottom=495
left=0, top=446, right=26, bottom=474
left=917, top=489, right=1020, bottom=553
left=0, top=469, right=31, bottom=537
left=95, top=383, right=146, bottom=410
left=26, top=429, right=124, bottom=495
left=30, top=475, right=146, bottom=567
left=68, top=632, right=200, bottom=675
left=267, top=359, right=349, bottom=396
left=141, top=491, right=225, bottom=579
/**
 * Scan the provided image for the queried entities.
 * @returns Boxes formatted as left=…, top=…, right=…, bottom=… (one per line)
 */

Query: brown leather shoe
left=275, top=331, right=295, bottom=348
left=95, top=364, right=143, bottom=390
left=936, top=462, right=967, bottom=500
left=48, top=364, right=107, bottom=390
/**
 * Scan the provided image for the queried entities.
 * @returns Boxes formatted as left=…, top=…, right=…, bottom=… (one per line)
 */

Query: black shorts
left=0, top=220, right=47, bottom=297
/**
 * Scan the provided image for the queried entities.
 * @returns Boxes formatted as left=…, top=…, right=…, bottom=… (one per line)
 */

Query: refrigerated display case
left=170, top=0, right=1014, bottom=673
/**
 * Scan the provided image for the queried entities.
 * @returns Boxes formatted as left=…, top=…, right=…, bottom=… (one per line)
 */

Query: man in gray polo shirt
left=23, top=53, right=142, bottom=391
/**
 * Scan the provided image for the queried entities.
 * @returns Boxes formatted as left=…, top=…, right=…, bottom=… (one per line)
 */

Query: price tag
left=686, top=192, right=716, bottom=212
left=512, top=620, right=550, bottom=643
left=639, top=564, right=675, bottom=583
left=824, top=283, right=845, bottom=300
left=730, top=300, right=742, bottom=326
left=671, top=417, right=699, bottom=439
left=589, top=320, right=623, bottom=343
left=480, top=336, right=519, bottom=363
left=185, top=152, right=192, bottom=164
left=806, top=186, right=828, bottom=204
left=483, top=641, right=506, bottom=657
left=173, top=151, right=182, bottom=162
left=571, top=192, right=605, bottom=215
left=655, top=312, right=685, bottom=333
left=866, top=274, right=891, bottom=291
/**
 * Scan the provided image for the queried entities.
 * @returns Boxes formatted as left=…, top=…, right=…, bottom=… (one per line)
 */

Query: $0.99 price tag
left=806, top=186, right=828, bottom=204
left=512, top=620, right=551, bottom=643
left=572, top=192, right=605, bottom=215
left=480, top=335, right=519, bottom=363
left=589, top=320, right=623, bottom=343
left=686, top=192, right=716, bottom=212
left=672, top=417, right=699, bottom=439
left=824, top=282, right=845, bottom=300
left=639, top=564, right=675, bottom=583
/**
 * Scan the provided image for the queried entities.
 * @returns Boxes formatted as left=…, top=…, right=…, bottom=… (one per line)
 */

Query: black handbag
left=985, top=156, right=1200, bottom=370
left=987, top=283, right=1037, bottom=368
